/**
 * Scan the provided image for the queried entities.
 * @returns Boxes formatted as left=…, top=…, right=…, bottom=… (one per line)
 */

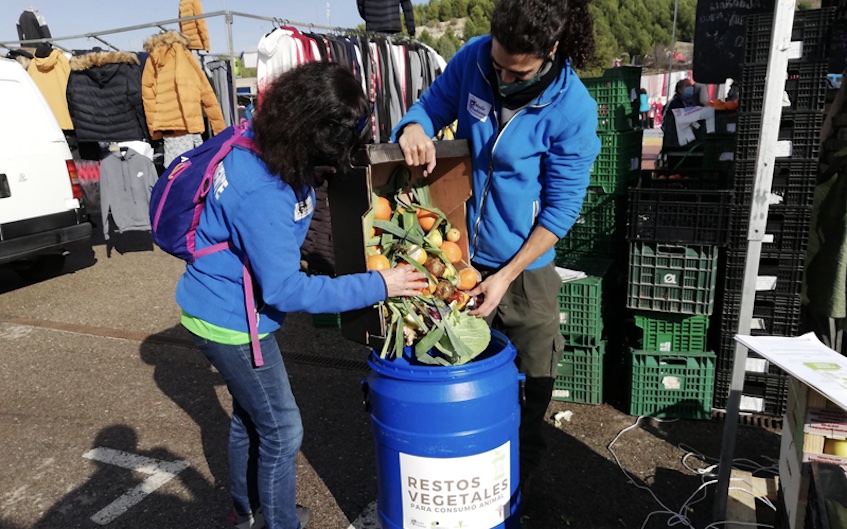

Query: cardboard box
left=328, top=140, right=472, bottom=349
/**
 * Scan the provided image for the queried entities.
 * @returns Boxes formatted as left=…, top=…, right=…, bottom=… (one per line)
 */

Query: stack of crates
left=552, top=66, right=642, bottom=405
left=624, top=166, right=732, bottom=419
left=558, top=67, right=642, bottom=260
left=552, top=258, right=613, bottom=404
left=712, top=8, right=834, bottom=417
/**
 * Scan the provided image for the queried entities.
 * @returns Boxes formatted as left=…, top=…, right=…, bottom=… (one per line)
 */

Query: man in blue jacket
left=393, top=0, right=600, bottom=502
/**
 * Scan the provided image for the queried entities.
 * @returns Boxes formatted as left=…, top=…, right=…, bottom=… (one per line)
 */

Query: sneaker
left=231, top=508, right=265, bottom=529
left=296, top=505, right=312, bottom=528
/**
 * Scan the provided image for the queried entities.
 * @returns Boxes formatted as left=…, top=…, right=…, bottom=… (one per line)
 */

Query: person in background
left=391, top=0, right=601, bottom=512
left=357, top=0, right=416, bottom=37
left=639, top=87, right=650, bottom=129
left=661, top=77, right=697, bottom=151
left=175, top=62, right=427, bottom=529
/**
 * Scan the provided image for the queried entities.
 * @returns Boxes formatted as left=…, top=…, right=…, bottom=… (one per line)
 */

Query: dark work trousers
left=477, top=261, right=564, bottom=486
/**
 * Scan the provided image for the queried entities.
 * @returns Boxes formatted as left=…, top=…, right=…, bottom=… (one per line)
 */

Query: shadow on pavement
left=138, top=326, right=231, bottom=489
left=0, top=238, right=97, bottom=295
left=28, top=424, right=217, bottom=529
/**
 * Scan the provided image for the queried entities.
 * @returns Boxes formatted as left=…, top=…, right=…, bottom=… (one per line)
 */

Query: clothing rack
left=0, top=10, right=367, bottom=120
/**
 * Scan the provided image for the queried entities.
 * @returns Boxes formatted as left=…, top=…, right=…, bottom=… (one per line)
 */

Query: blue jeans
left=190, top=333, right=304, bottom=529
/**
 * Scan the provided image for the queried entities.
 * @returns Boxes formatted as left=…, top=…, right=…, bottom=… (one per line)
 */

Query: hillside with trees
left=409, top=0, right=697, bottom=76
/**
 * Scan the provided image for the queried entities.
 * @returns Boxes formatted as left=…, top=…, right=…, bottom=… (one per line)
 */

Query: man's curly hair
left=252, top=62, right=370, bottom=200
left=490, top=0, right=595, bottom=69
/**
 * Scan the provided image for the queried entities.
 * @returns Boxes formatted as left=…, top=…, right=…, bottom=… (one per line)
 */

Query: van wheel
left=13, top=254, right=66, bottom=282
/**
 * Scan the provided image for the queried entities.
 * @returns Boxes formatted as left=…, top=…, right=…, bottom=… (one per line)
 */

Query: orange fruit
left=419, top=215, right=437, bottom=231
left=374, top=197, right=392, bottom=221
left=724, top=99, right=738, bottom=111
left=367, top=254, right=390, bottom=271
left=458, top=268, right=480, bottom=290
left=417, top=208, right=438, bottom=231
left=440, top=241, right=462, bottom=263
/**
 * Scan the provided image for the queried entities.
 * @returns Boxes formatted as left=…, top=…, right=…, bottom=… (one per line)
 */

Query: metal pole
left=712, top=0, right=796, bottom=521
left=665, top=0, right=679, bottom=102
left=225, top=11, right=239, bottom=124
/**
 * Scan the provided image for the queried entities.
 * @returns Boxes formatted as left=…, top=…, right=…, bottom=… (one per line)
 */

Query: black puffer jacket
left=67, top=51, right=148, bottom=142
left=357, top=0, right=415, bottom=36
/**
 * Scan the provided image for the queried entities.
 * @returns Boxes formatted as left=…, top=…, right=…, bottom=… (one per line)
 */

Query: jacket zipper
left=471, top=60, right=558, bottom=261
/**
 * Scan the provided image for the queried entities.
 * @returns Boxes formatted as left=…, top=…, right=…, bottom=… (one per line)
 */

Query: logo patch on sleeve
left=467, top=93, right=491, bottom=122
left=294, top=194, right=314, bottom=222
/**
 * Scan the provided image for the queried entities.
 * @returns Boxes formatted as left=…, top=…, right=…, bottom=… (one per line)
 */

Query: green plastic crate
left=555, top=258, right=613, bottom=345
left=626, top=242, right=719, bottom=315
left=591, top=131, right=644, bottom=193
left=583, top=67, right=642, bottom=132
left=312, top=313, right=341, bottom=328
left=553, top=342, right=605, bottom=404
left=633, top=312, right=710, bottom=353
left=628, top=349, right=716, bottom=420
left=556, top=191, right=625, bottom=258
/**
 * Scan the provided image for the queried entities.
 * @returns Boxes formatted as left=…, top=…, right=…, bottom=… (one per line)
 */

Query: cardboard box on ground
left=328, top=140, right=473, bottom=350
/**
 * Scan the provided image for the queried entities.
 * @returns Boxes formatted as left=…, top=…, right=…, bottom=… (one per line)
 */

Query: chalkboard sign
left=693, top=0, right=772, bottom=84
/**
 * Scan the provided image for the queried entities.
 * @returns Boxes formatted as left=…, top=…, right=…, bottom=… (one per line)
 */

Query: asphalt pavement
left=0, top=238, right=381, bottom=529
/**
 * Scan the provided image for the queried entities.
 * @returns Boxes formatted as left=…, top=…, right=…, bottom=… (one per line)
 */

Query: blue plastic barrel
left=364, top=329, right=524, bottom=529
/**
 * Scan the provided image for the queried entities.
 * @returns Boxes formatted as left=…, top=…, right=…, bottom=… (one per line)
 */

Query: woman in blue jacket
left=393, top=0, right=601, bottom=506
left=177, top=62, right=426, bottom=529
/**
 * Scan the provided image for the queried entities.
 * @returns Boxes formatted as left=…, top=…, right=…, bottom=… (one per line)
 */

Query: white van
left=0, top=57, right=91, bottom=280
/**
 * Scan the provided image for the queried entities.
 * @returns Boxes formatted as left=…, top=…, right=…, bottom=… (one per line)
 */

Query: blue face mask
left=683, top=86, right=695, bottom=99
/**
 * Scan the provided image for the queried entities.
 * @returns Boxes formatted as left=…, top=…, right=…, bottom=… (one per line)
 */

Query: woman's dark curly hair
left=490, top=0, right=595, bottom=69
left=252, top=62, right=370, bottom=200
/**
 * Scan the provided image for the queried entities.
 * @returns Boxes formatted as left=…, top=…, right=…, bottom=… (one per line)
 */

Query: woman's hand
left=397, top=123, right=437, bottom=177
left=379, top=267, right=429, bottom=298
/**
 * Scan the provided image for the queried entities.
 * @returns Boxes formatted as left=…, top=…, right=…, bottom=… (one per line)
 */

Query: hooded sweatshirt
left=99, top=148, right=158, bottom=239
left=141, top=31, right=225, bottom=139
left=67, top=51, right=148, bottom=142
left=27, top=49, right=73, bottom=130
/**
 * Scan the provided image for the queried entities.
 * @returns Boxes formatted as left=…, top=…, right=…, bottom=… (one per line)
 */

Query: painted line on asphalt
left=348, top=499, right=379, bottom=529
left=4, top=317, right=370, bottom=371
left=83, top=447, right=189, bottom=525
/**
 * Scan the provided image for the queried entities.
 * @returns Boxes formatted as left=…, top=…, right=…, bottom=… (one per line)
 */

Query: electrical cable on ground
left=608, top=416, right=778, bottom=529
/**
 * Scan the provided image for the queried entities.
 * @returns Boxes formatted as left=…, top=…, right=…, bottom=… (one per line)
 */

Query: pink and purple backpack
left=149, top=122, right=266, bottom=366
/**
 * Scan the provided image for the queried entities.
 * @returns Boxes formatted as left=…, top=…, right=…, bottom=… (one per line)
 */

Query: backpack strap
left=241, top=257, right=264, bottom=367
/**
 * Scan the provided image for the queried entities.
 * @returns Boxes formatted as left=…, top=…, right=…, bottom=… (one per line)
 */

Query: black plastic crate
left=719, top=291, right=802, bottom=338
left=728, top=204, right=812, bottom=253
left=640, top=168, right=732, bottom=191
left=740, top=61, right=828, bottom=113
left=733, top=159, right=818, bottom=207
left=702, top=135, right=737, bottom=171
left=724, top=249, right=805, bottom=295
left=715, top=111, right=738, bottom=136
left=744, top=8, right=836, bottom=65
left=627, top=187, right=732, bottom=245
left=715, top=330, right=788, bottom=376
left=713, top=370, right=789, bottom=417
left=736, top=112, right=824, bottom=161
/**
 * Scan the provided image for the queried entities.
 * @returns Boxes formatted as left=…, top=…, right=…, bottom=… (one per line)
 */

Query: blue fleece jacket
left=392, top=35, right=601, bottom=270
left=175, top=136, right=387, bottom=334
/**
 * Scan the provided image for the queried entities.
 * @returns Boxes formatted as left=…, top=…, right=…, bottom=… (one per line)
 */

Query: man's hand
left=397, top=123, right=436, bottom=177
left=468, top=271, right=511, bottom=318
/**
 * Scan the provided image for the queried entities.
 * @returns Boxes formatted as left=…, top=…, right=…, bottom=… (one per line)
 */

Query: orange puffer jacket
left=141, top=31, right=225, bottom=139
left=178, top=0, right=210, bottom=51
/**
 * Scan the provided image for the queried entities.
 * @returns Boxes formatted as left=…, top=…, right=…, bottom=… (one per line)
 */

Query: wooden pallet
left=726, top=469, right=779, bottom=529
